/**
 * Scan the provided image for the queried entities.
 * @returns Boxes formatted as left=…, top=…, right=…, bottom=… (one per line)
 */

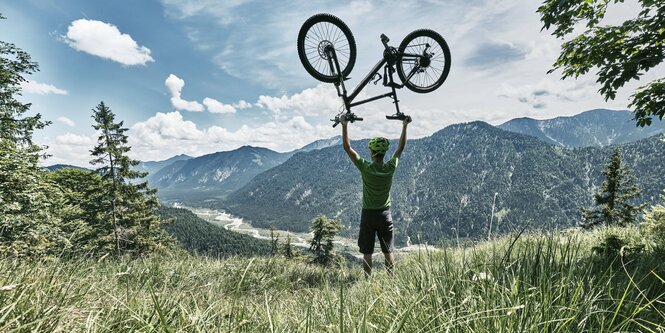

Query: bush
left=641, top=193, right=665, bottom=250
left=591, top=227, right=646, bottom=259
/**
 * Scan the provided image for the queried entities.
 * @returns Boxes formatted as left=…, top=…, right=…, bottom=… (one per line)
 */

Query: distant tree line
left=158, top=206, right=272, bottom=257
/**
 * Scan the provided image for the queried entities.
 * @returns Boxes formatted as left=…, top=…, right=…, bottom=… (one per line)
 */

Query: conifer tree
left=0, top=15, right=49, bottom=146
left=309, top=214, right=342, bottom=266
left=90, top=102, right=171, bottom=256
left=0, top=14, right=79, bottom=257
left=269, top=226, right=279, bottom=256
left=283, top=233, right=294, bottom=259
left=47, top=168, right=107, bottom=253
left=581, top=148, right=643, bottom=229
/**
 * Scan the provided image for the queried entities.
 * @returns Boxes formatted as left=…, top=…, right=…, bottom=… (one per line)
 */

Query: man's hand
left=340, top=114, right=348, bottom=126
left=394, top=115, right=410, bottom=159
left=341, top=114, right=359, bottom=161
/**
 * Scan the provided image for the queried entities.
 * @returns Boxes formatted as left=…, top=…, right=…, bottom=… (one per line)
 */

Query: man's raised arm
left=341, top=117, right=360, bottom=162
left=393, top=116, right=411, bottom=159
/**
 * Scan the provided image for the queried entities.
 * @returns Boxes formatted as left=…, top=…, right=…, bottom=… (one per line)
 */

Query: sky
left=2, top=0, right=663, bottom=167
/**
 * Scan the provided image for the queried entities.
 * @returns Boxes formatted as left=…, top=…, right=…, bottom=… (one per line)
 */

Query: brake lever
left=332, top=113, right=365, bottom=127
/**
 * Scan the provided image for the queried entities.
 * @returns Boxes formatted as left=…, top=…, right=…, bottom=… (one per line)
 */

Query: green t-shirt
left=353, top=155, right=399, bottom=210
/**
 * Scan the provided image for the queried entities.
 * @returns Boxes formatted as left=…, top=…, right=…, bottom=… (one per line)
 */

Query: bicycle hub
left=319, top=41, right=334, bottom=60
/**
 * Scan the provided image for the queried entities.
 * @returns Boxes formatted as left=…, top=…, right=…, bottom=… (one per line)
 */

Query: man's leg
left=358, top=209, right=376, bottom=277
left=363, top=254, right=373, bottom=277
left=377, top=209, right=395, bottom=275
left=383, top=252, right=395, bottom=275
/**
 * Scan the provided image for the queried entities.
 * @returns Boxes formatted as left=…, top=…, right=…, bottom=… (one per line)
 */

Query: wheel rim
left=401, top=35, right=447, bottom=89
left=303, top=21, right=353, bottom=77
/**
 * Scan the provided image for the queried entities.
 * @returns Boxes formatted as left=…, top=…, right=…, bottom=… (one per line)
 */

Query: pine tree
left=0, top=15, right=77, bottom=257
left=309, top=214, right=342, bottom=266
left=0, top=15, right=49, bottom=146
left=90, top=102, right=172, bottom=256
left=283, top=233, right=294, bottom=259
left=269, top=226, right=279, bottom=256
left=581, top=148, right=643, bottom=229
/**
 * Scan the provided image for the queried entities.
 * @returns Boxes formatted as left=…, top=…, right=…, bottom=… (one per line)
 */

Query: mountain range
left=135, top=154, right=192, bottom=175
left=145, top=136, right=343, bottom=203
left=220, top=121, right=665, bottom=245
left=50, top=109, right=665, bottom=244
left=497, top=109, right=665, bottom=147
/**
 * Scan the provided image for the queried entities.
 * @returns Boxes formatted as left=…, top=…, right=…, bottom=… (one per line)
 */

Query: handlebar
left=332, top=113, right=363, bottom=127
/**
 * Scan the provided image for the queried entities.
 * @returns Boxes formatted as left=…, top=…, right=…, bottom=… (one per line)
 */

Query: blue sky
left=2, top=0, right=661, bottom=166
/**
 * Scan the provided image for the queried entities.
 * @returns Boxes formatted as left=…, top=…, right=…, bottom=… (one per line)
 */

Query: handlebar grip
left=386, top=114, right=406, bottom=120
left=354, top=117, right=363, bottom=121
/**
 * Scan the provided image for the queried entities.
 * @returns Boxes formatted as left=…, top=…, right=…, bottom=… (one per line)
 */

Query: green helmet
left=368, top=137, right=389, bottom=155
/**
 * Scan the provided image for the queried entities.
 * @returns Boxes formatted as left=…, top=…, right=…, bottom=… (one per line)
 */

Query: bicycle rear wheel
left=397, top=29, right=451, bottom=93
left=297, top=13, right=357, bottom=83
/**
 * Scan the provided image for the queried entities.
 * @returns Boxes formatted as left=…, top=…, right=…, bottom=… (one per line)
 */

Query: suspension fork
left=325, top=46, right=351, bottom=111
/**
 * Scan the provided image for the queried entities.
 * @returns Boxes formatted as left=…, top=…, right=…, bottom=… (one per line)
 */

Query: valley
left=183, top=204, right=437, bottom=256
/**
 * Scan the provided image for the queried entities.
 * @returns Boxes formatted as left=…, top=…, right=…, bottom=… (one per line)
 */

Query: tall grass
left=1, top=231, right=663, bottom=332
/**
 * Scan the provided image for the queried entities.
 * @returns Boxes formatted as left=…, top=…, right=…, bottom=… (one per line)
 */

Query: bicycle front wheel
left=397, top=29, right=451, bottom=93
left=297, top=13, right=357, bottom=83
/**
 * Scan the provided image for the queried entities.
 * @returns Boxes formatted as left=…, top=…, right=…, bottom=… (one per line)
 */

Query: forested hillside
left=159, top=206, right=272, bottom=257
left=222, top=122, right=665, bottom=245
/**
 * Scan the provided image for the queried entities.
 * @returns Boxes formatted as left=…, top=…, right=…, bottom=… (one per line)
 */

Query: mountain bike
left=297, top=13, right=451, bottom=127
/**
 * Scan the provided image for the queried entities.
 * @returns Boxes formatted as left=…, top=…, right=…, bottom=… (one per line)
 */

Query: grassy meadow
left=1, top=229, right=664, bottom=332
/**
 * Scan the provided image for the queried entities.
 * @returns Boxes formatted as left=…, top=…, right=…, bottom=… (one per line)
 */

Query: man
left=340, top=114, right=411, bottom=276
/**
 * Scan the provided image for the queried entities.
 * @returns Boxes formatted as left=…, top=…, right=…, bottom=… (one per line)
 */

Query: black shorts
left=358, top=208, right=394, bottom=254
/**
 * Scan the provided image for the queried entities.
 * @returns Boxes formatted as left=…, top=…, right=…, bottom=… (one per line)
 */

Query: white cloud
left=165, top=74, right=204, bottom=112
left=203, top=97, right=236, bottom=114
left=161, top=0, right=253, bottom=25
left=128, top=111, right=337, bottom=161
left=39, top=133, right=96, bottom=167
left=165, top=74, right=257, bottom=114
left=57, top=117, right=76, bottom=127
left=56, top=133, right=96, bottom=146
left=20, top=80, right=68, bottom=95
left=64, top=19, right=154, bottom=66
left=131, top=111, right=204, bottom=143
left=256, top=84, right=343, bottom=117
left=233, top=100, right=252, bottom=109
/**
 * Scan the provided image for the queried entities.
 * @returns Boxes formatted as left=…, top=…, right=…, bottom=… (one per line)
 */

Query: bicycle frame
left=326, top=46, right=403, bottom=115
left=324, top=35, right=429, bottom=127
